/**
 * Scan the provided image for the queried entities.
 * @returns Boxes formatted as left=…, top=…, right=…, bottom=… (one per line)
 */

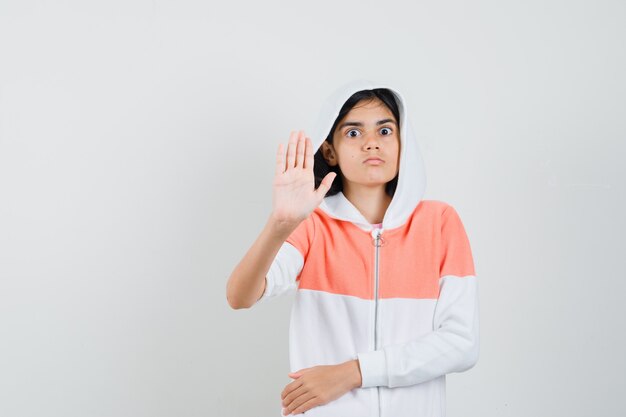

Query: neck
left=342, top=182, right=392, bottom=225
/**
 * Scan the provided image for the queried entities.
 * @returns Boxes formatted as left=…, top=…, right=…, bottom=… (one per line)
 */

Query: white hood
left=311, top=79, right=427, bottom=231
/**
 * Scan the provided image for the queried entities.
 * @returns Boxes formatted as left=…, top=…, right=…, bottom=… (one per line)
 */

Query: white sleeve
left=254, top=241, right=304, bottom=305
left=357, top=274, right=479, bottom=388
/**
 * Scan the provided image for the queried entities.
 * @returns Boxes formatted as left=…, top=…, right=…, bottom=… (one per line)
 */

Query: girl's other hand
left=271, top=130, right=336, bottom=228
left=280, top=361, right=361, bottom=415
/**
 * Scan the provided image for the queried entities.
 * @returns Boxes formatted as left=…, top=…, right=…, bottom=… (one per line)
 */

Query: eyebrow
left=338, top=118, right=397, bottom=130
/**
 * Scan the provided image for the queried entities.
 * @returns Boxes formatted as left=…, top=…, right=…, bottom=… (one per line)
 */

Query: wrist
left=343, top=359, right=362, bottom=389
left=267, top=213, right=300, bottom=237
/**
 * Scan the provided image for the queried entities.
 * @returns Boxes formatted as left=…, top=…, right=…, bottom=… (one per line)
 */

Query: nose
left=362, top=132, right=381, bottom=150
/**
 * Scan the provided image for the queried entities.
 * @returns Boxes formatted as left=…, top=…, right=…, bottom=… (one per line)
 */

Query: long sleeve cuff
left=357, top=350, right=389, bottom=388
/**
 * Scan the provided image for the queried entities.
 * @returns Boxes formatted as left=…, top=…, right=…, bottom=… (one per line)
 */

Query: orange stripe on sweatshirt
left=286, top=201, right=475, bottom=300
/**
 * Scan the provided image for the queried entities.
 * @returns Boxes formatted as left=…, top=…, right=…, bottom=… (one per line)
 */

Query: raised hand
left=271, top=130, right=336, bottom=227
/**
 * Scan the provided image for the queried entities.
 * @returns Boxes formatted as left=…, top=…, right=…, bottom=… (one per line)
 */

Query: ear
left=321, top=141, right=338, bottom=166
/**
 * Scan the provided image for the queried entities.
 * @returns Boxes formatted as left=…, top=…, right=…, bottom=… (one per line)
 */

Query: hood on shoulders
left=309, top=79, right=427, bottom=231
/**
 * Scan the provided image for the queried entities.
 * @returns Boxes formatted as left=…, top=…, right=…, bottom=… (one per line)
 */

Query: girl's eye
left=347, top=129, right=360, bottom=138
left=380, top=127, right=393, bottom=135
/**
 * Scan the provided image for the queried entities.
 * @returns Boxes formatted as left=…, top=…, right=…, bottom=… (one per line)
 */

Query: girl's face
left=322, top=98, right=400, bottom=191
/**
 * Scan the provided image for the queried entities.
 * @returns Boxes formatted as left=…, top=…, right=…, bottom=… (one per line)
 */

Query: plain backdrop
left=1, top=1, right=625, bottom=416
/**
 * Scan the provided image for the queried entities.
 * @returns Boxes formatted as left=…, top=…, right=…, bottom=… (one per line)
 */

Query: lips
left=364, top=157, right=384, bottom=164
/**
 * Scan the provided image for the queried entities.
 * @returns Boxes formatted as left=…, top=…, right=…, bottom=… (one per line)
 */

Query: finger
left=286, top=131, right=298, bottom=170
left=285, top=387, right=315, bottom=416
left=291, top=396, right=320, bottom=415
left=289, top=366, right=311, bottom=377
left=282, top=384, right=308, bottom=410
left=275, top=143, right=285, bottom=176
left=303, top=136, right=314, bottom=170
left=316, top=172, right=337, bottom=199
left=281, top=378, right=303, bottom=400
left=295, top=131, right=306, bottom=169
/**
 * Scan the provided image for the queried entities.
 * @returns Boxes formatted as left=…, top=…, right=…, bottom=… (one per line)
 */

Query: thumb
left=316, top=172, right=337, bottom=199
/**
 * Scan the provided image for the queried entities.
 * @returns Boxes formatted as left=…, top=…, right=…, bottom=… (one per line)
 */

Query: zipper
left=371, top=227, right=384, bottom=417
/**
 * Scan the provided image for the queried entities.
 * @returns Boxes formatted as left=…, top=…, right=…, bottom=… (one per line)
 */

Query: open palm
left=272, top=130, right=336, bottom=225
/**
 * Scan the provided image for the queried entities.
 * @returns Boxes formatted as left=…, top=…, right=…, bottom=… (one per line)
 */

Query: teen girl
left=226, top=80, right=479, bottom=417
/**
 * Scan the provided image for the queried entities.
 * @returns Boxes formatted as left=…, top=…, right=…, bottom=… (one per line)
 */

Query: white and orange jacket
left=255, top=80, right=479, bottom=417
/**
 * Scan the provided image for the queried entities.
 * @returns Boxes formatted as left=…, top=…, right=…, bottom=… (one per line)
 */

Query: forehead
left=342, top=98, right=395, bottom=123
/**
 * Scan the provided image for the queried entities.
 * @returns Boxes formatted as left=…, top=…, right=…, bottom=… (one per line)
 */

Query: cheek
left=392, top=140, right=401, bottom=162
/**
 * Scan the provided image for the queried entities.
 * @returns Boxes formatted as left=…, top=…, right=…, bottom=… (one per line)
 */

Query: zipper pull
left=370, top=228, right=384, bottom=246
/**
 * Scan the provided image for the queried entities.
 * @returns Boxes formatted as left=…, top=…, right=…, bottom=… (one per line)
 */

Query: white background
left=1, top=1, right=625, bottom=416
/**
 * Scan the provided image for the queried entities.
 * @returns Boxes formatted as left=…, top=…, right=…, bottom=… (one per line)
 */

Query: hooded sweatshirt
left=255, top=80, right=479, bottom=417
